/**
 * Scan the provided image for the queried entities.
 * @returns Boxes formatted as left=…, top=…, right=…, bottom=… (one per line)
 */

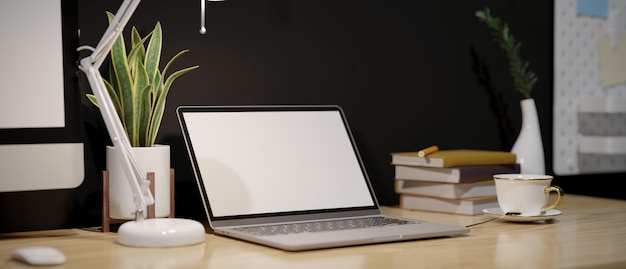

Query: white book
left=394, top=164, right=520, bottom=184
left=399, top=194, right=498, bottom=215
left=394, top=179, right=496, bottom=199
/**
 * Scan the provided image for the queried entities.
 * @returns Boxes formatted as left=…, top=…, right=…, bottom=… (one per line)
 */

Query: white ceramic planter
left=511, top=98, right=545, bottom=174
left=106, top=144, right=171, bottom=219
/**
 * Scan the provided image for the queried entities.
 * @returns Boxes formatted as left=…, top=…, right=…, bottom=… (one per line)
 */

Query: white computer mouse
left=11, top=246, right=66, bottom=266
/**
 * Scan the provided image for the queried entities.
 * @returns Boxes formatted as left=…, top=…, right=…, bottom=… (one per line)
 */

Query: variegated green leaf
left=131, top=58, right=150, bottom=146
left=88, top=12, right=198, bottom=147
left=106, top=12, right=134, bottom=132
left=163, top=65, right=200, bottom=95
left=162, top=49, right=190, bottom=81
left=148, top=70, right=164, bottom=146
left=106, top=60, right=120, bottom=102
left=145, top=22, right=162, bottom=87
left=148, top=65, right=199, bottom=146
left=138, top=84, right=152, bottom=146
left=128, top=28, right=151, bottom=76
left=86, top=94, right=99, bottom=107
left=103, top=79, right=123, bottom=122
left=151, top=69, right=164, bottom=106
left=130, top=27, right=146, bottom=68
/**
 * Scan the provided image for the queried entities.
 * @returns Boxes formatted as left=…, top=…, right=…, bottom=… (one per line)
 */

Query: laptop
left=176, top=105, right=469, bottom=251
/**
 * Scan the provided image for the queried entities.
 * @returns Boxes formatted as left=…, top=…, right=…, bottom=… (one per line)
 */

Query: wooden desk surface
left=1, top=194, right=626, bottom=269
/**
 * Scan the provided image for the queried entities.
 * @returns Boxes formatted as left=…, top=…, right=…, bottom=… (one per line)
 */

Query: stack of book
left=391, top=149, right=520, bottom=215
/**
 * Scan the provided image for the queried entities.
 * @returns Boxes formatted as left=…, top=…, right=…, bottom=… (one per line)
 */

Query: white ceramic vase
left=106, top=144, right=171, bottom=219
left=511, top=98, right=545, bottom=174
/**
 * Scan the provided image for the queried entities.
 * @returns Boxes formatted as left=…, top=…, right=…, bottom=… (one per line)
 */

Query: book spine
left=394, top=166, right=460, bottom=183
left=456, top=164, right=521, bottom=182
left=399, top=194, right=498, bottom=215
left=394, top=164, right=520, bottom=184
left=395, top=180, right=496, bottom=199
left=391, top=155, right=443, bottom=167
left=392, top=152, right=518, bottom=168
left=442, top=155, right=517, bottom=167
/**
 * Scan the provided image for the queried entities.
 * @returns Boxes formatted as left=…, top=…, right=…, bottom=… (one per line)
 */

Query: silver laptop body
left=177, top=105, right=469, bottom=251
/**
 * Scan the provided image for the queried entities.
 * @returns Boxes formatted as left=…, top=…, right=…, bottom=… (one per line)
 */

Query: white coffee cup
left=493, top=174, right=564, bottom=216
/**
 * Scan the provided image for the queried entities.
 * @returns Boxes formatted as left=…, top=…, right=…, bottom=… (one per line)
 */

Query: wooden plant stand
left=101, top=169, right=175, bottom=232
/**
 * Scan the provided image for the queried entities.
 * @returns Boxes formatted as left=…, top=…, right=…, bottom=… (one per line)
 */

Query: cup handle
left=541, top=185, right=564, bottom=212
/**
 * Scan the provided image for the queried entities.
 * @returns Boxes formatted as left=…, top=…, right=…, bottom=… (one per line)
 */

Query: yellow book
left=391, top=149, right=517, bottom=168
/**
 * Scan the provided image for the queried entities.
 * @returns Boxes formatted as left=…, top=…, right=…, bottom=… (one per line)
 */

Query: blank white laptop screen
left=181, top=109, right=376, bottom=218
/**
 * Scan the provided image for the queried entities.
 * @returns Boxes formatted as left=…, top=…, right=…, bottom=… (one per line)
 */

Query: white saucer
left=482, top=207, right=562, bottom=222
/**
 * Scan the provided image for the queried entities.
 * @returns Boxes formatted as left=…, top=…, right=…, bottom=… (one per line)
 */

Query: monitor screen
left=0, top=0, right=83, bottom=192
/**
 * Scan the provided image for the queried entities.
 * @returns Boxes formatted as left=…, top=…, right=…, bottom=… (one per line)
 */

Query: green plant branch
left=475, top=7, right=537, bottom=99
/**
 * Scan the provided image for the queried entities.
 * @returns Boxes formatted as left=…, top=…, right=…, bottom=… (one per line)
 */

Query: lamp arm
left=78, top=0, right=154, bottom=220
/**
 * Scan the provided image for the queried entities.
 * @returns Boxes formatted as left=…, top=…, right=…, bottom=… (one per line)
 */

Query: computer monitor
left=0, top=0, right=83, bottom=193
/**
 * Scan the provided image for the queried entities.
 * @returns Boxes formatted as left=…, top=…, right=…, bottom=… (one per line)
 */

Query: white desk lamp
left=78, top=0, right=205, bottom=247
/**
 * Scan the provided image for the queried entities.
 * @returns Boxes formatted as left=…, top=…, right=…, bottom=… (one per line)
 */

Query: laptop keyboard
left=233, top=216, right=422, bottom=236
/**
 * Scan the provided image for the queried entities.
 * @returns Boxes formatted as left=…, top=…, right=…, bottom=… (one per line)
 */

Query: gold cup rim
left=493, top=174, right=553, bottom=181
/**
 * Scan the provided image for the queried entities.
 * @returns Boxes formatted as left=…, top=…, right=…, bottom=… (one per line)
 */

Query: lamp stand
left=101, top=170, right=176, bottom=233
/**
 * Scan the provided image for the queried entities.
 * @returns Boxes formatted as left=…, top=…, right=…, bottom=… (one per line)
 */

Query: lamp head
left=200, top=0, right=225, bottom=34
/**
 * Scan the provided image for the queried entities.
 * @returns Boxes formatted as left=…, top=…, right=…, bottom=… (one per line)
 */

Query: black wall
left=68, top=0, right=624, bottom=227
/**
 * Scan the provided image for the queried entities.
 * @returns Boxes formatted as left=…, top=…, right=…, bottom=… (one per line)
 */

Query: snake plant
left=88, top=12, right=199, bottom=147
